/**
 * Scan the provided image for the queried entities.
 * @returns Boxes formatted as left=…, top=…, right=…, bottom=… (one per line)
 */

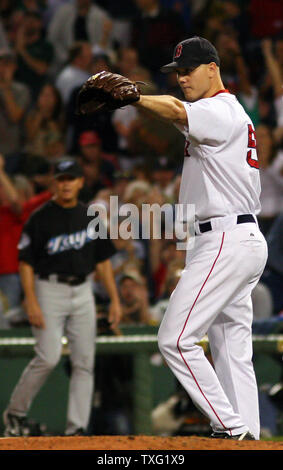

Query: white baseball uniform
left=158, top=90, right=268, bottom=439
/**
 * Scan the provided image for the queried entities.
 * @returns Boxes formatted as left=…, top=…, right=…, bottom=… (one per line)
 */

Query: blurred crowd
left=0, top=0, right=283, bottom=329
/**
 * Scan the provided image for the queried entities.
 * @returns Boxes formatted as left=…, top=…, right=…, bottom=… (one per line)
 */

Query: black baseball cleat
left=3, top=410, right=47, bottom=437
left=210, top=431, right=256, bottom=440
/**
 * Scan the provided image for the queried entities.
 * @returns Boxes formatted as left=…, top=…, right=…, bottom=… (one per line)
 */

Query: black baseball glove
left=76, top=71, right=142, bottom=115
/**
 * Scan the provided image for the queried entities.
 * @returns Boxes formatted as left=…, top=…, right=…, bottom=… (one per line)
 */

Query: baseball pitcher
left=75, top=36, right=268, bottom=440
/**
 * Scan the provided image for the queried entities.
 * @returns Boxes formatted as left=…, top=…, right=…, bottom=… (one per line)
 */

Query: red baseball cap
left=79, top=131, right=102, bottom=147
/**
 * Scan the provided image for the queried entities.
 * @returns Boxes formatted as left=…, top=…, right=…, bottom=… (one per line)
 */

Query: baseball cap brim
left=160, top=61, right=179, bottom=73
left=160, top=61, right=199, bottom=73
left=54, top=171, right=82, bottom=179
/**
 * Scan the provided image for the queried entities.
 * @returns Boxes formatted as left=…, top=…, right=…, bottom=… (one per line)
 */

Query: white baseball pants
left=6, top=279, right=96, bottom=435
left=158, top=221, right=267, bottom=439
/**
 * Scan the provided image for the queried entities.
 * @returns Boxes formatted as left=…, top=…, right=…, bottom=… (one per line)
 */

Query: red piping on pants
left=177, top=232, right=231, bottom=434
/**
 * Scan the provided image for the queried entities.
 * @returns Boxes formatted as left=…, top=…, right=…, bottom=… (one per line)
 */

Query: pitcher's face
left=176, top=63, right=217, bottom=102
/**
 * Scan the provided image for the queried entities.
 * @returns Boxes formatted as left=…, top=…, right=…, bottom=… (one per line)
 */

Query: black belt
left=199, top=214, right=255, bottom=234
left=39, top=274, right=86, bottom=286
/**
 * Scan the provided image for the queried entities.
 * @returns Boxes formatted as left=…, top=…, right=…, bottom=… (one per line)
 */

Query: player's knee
left=36, top=352, right=61, bottom=370
left=158, top=327, right=197, bottom=359
left=45, top=357, right=60, bottom=370
left=70, top=354, right=94, bottom=375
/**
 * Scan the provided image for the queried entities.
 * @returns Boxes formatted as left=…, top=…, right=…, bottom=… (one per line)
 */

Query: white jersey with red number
left=176, top=90, right=261, bottom=221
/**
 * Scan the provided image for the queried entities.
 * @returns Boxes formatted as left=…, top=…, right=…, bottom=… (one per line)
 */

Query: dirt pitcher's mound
left=0, top=435, right=282, bottom=451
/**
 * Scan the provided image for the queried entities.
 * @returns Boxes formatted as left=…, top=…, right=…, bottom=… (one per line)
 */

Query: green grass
left=262, top=436, right=283, bottom=442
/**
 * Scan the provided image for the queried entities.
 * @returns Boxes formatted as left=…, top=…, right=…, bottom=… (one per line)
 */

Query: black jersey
left=18, top=200, right=116, bottom=277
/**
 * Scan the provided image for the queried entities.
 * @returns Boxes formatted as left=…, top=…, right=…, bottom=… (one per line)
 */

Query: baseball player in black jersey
left=3, top=158, right=122, bottom=437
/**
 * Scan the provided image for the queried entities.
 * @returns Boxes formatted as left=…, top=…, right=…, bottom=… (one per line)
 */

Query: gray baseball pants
left=6, top=278, right=96, bottom=435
